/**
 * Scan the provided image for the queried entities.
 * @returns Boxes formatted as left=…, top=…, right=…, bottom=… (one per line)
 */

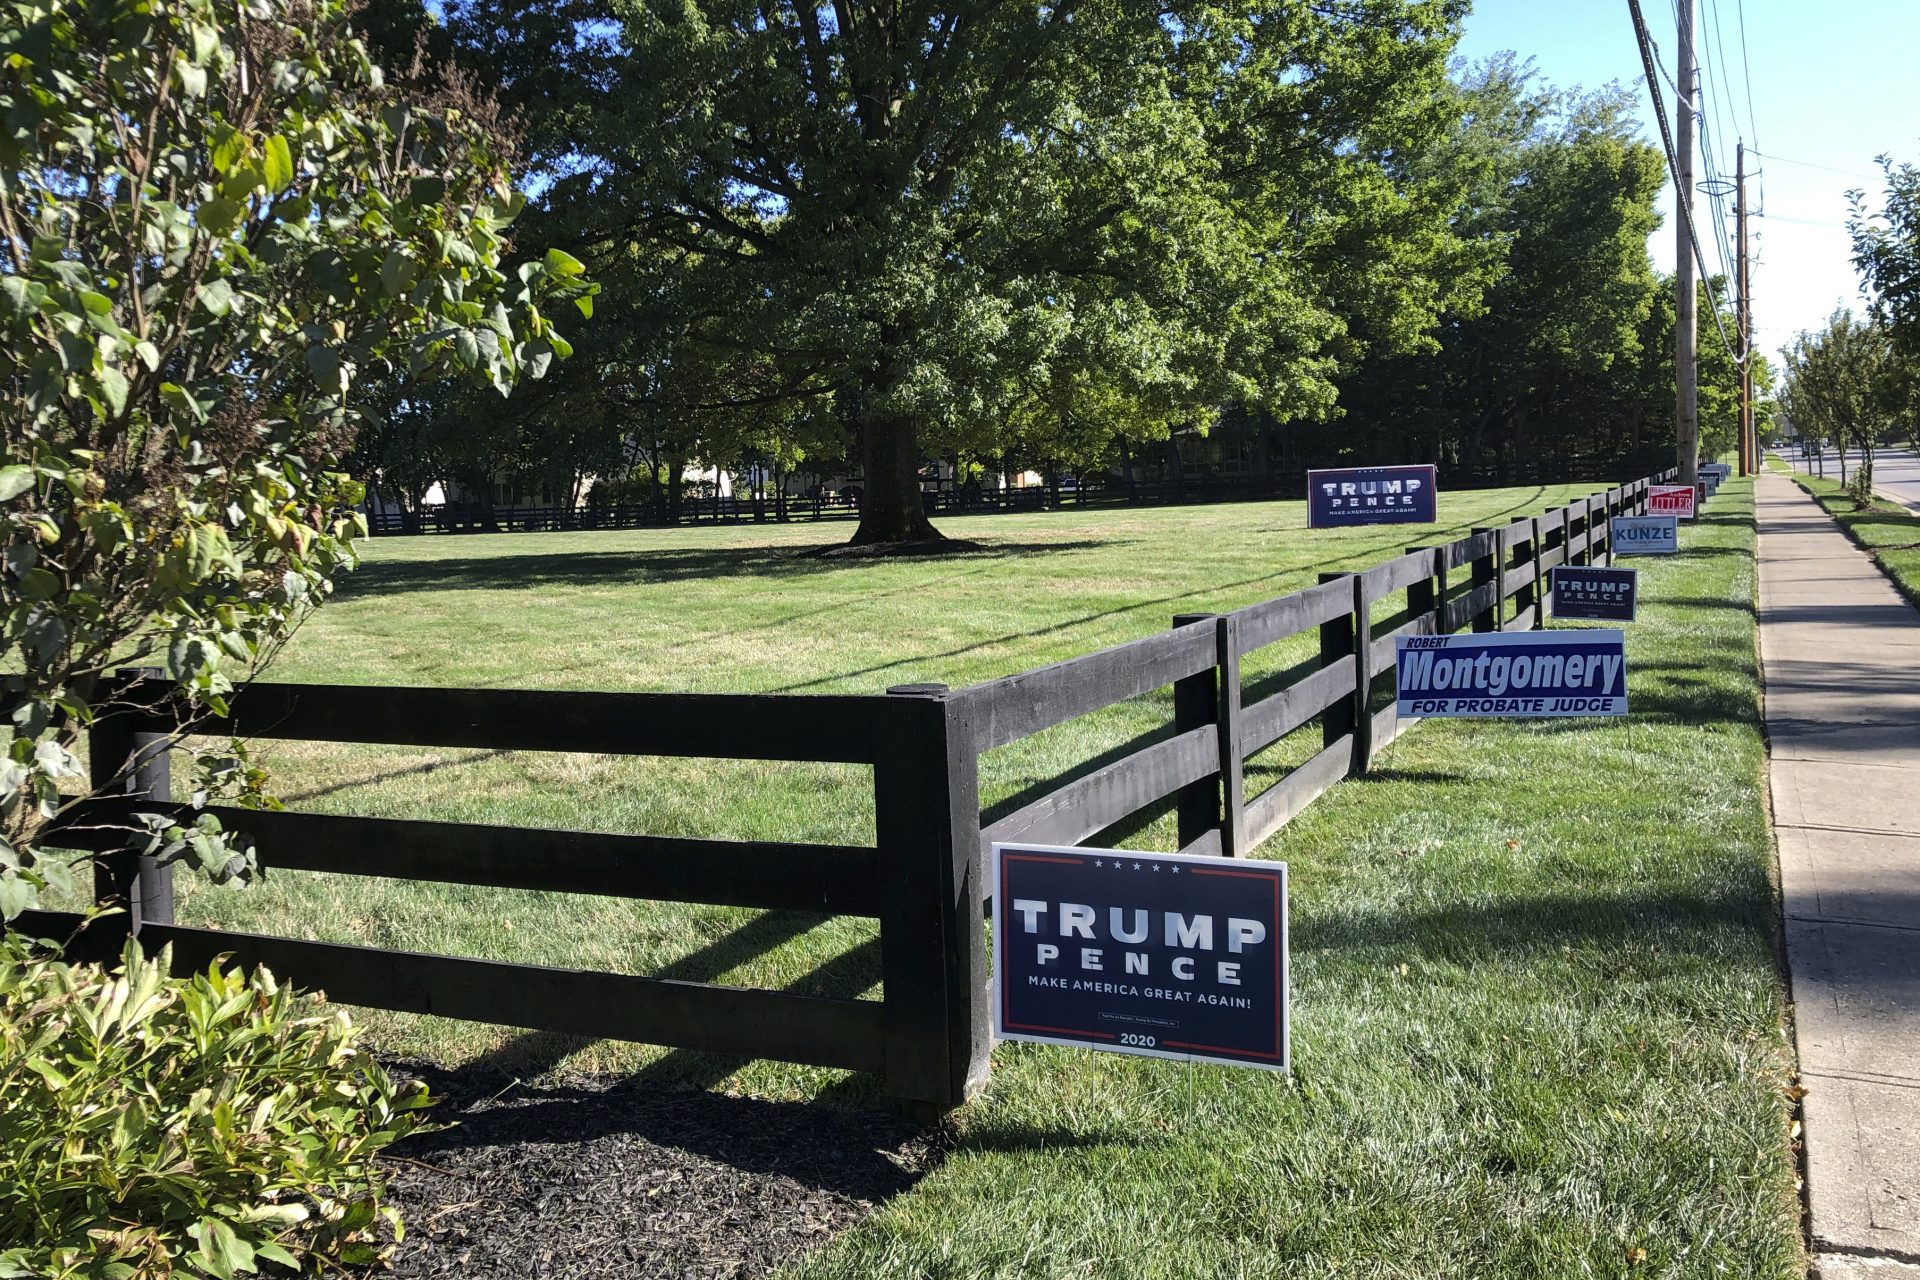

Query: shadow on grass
left=341, top=539, right=1122, bottom=596
left=1296, top=881, right=1795, bottom=962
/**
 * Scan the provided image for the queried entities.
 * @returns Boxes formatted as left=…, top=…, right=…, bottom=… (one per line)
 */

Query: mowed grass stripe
left=781, top=479, right=1800, bottom=1277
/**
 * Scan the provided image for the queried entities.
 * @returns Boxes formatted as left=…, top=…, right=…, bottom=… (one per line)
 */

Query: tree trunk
left=850, top=411, right=939, bottom=544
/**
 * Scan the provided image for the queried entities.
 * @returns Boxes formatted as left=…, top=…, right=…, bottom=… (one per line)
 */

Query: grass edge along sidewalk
left=784, top=478, right=1803, bottom=1278
left=1782, top=466, right=1920, bottom=611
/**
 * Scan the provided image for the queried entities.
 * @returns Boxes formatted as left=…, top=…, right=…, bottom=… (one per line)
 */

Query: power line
left=1625, top=0, right=1745, bottom=367
left=1751, top=149, right=1880, bottom=183
left=1733, top=0, right=1761, bottom=149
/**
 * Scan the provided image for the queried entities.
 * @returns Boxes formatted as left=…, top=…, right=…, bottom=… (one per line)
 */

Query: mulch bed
left=370, top=1063, right=937, bottom=1279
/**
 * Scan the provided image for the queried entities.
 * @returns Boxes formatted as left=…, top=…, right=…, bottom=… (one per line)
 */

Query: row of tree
left=350, top=3, right=1755, bottom=545
left=1778, top=155, right=1920, bottom=497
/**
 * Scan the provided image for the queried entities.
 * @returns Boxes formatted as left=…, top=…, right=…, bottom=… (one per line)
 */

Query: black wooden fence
left=368, top=448, right=1674, bottom=537
left=24, top=473, right=1672, bottom=1110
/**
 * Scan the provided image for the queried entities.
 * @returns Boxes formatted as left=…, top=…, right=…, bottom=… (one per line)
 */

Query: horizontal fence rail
left=26, top=469, right=1678, bottom=1109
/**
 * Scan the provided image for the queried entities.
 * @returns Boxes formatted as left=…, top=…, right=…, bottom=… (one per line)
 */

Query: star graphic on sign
left=1152, top=863, right=1162, bottom=872
left=1132, top=862, right=1142, bottom=871
left=1171, top=866, right=1181, bottom=874
left=1093, top=860, right=1103, bottom=867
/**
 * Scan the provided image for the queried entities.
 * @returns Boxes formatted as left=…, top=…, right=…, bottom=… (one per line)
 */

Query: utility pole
left=1675, top=0, right=1699, bottom=484
left=1737, top=141, right=1753, bottom=475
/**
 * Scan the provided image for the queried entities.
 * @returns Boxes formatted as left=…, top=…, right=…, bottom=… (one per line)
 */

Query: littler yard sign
left=1396, top=630, right=1628, bottom=717
left=991, top=843, right=1289, bottom=1071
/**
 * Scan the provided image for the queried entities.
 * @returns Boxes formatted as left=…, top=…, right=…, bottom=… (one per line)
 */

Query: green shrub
left=0, top=932, right=434, bottom=1277
left=1847, top=461, right=1877, bottom=506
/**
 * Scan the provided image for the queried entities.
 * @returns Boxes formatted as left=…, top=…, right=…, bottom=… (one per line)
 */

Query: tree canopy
left=0, top=0, right=588, bottom=917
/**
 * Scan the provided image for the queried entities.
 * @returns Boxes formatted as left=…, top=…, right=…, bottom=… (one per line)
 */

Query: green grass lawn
left=159, top=479, right=1799, bottom=1276
left=173, top=483, right=1594, bottom=1079
left=1782, top=466, right=1920, bottom=608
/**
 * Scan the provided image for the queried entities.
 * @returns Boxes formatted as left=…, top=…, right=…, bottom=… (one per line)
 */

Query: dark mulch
left=370, top=1063, right=937, bottom=1279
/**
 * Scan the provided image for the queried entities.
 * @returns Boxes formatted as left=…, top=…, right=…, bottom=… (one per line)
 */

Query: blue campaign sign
left=1551, top=565, right=1638, bottom=622
left=991, top=843, right=1289, bottom=1072
left=1306, top=464, right=1438, bottom=528
left=1612, top=514, right=1678, bottom=555
left=1395, top=630, right=1627, bottom=717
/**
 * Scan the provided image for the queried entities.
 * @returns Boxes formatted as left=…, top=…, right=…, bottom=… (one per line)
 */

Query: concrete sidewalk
left=1757, top=471, right=1920, bottom=1276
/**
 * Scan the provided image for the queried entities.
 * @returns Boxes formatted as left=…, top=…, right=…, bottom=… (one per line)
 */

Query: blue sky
left=1456, top=0, right=1920, bottom=362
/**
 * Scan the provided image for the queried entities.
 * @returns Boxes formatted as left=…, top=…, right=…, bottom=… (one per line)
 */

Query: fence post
left=1171, top=613, right=1224, bottom=854
left=86, top=669, right=173, bottom=958
left=875, top=683, right=990, bottom=1111
left=1509, top=520, right=1535, bottom=631
left=1407, top=545, right=1443, bottom=633
left=1470, top=528, right=1502, bottom=632
left=1533, top=516, right=1550, bottom=629
left=1350, top=573, right=1375, bottom=774
left=1318, top=573, right=1368, bottom=779
left=1216, top=615, right=1245, bottom=857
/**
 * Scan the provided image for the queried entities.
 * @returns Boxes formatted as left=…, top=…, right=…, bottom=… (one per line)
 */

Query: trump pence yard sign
left=1395, top=630, right=1628, bottom=717
left=1550, top=565, right=1638, bottom=622
left=991, top=843, right=1289, bottom=1071
left=1306, top=464, right=1438, bottom=529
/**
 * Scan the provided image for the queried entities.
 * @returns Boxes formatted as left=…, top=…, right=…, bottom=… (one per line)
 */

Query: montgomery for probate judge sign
left=1306, top=464, right=1438, bottom=528
left=1395, top=630, right=1628, bottom=717
left=991, top=843, right=1289, bottom=1071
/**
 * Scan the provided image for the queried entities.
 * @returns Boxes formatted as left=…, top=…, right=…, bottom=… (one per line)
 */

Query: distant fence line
left=368, top=450, right=1675, bottom=537
left=24, top=473, right=1674, bottom=1111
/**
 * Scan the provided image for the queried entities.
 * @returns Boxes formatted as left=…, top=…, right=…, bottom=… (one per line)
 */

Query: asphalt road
left=1774, top=446, right=1920, bottom=513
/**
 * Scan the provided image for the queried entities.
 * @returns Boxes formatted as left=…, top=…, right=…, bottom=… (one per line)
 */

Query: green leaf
left=305, top=346, right=342, bottom=392
left=135, top=340, right=161, bottom=372
left=188, top=1216, right=258, bottom=1278
left=0, top=873, right=37, bottom=922
left=17, top=568, right=59, bottom=600
left=0, top=466, right=34, bottom=502
left=199, top=197, right=245, bottom=235
left=262, top=135, right=294, bottom=193
left=253, top=1241, right=300, bottom=1271
left=454, top=329, right=480, bottom=368
left=548, top=332, right=574, bottom=359
left=380, top=250, right=417, bottom=298
left=0, top=276, right=39, bottom=317
left=98, top=365, right=129, bottom=417
left=197, top=279, right=236, bottom=317
left=160, top=382, right=209, bottom=423
left=573, top=293, right=593, bottom=319
left=544, top=247, right=585, bottom=278
left=174, top=59, right=208, bottom=99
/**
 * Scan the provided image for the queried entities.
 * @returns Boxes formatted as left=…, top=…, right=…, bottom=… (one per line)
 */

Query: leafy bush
left=0, top=932, right=433, bottom=1277
left=1847, top=459, right=1878, bottom=506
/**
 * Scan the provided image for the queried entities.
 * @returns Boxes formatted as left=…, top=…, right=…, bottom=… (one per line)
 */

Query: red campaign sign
left=1647, top=484, right=1696, bottom=519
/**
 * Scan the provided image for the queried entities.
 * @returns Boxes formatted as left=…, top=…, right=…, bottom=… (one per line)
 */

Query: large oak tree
left=588, top=0, right=1476, bottom=544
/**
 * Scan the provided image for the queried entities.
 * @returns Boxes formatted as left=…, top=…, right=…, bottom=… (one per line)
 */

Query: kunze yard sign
left=991, top=843, right=1289, bottom=1071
